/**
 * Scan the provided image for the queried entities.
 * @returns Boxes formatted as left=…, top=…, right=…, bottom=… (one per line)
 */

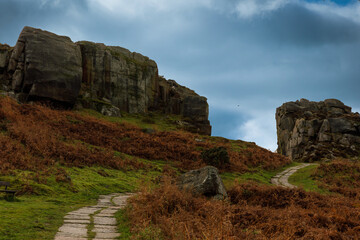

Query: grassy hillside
left=1, top=96, right=360, bottom=239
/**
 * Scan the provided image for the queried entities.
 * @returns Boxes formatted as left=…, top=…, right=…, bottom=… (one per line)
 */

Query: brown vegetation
left=127, top=178, right=360, bottom=239
left=0, top=96, right=289, bottom=174
left=313, top=158, right=360, bottom=199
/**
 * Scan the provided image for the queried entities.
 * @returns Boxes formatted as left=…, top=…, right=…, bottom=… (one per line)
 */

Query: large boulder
left=276, top=99, right=360, bottom=161
left=177, top=166, right=227, bottom=200
left=7, top=26, right=82, bottom=105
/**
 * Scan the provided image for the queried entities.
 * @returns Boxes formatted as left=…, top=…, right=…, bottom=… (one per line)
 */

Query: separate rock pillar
left=276, top=99, right=360, bottom=161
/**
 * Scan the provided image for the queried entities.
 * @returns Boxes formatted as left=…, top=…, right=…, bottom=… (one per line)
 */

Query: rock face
left=0, top=44, right=11, bottom=90
left=78, top=41, right=158, bottom=114
left=276, top=99, right=360, bottom=161
left=177, top=166, right=227, bottom=200
left=1, top=26, right=211, bottom=135
left=7, top=26, right=82, bottom=104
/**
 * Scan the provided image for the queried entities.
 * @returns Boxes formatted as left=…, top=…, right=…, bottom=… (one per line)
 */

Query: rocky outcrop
left=177, top=166, right=227, bottom=200
left=1, top=26, right=211, bottom=135
left=276, top=99, right=360, bottom=161
left=7, top=26, right=82, bottom=104
left=77, top=41, right=158, bottom=114
left=156, top=78, right=211, bottom=135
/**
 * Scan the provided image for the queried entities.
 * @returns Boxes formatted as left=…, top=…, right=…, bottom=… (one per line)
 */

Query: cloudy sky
left=0, top=0, right=359, bottom=151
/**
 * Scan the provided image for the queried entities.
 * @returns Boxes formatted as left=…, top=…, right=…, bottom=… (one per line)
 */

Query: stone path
left=54, top=193, right=134, bottom=240
left=271, top=163, right=316, bottom=188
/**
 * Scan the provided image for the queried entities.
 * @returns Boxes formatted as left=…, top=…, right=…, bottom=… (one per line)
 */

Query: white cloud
left=87, top=0, right=360, bottom=23
left=304, top=1, right=360, bottom=24
left=39, top=0, right=61, bottom=8
left=234, top=0, right=289, bottom=19
left=232, top=0, right=360, bottom=22
left=237, top=110, right=278, bottom=151
left=353, top=108, right=360, bottom=114
left=88, top=0, right=214, bottom=19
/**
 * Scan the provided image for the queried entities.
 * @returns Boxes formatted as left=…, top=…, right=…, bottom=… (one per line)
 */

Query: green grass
left=0, top=166, right=162, bottom=240
left=115, top=208, right=133, bottom=239
left=221, top=162, right=301, bottom=189
left=0, top=195, right=91, bottom=240
left=288, top=164, right=330, bottom=194
left=78, top=108, right=183, bottom=132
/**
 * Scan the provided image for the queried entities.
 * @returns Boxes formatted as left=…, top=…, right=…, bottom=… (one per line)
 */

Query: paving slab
left=94, top=224, right=118, bottom=229
left=54, top=237, right=88, bottom=240
left=59, top=224, right=87, bottom=235
left=100, top=209, right=118, bottom=214
left=69, top=207, right=101, bottom=215
left=58, top=226, right=88, bottom=235
left=55, top=231, right=87, bottom=238
left=97, top=213, right=115, bottom=217
left=93, top=225, right=117, bottom=233
left=59, top=223, right=87, bottom=228
left=94, top=216, right=117, bottom=225
left=64, top=214, right=90, bottom=220
left=95, top=232, right=121, bottom=238
left=64, top=219, right=91, bottom=224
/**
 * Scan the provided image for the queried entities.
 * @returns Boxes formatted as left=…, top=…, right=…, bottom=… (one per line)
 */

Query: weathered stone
left=69, top=207, right=101, bottom=215
left=182, top=95, right=211, bottom=135
left=1, top=27, right=212, bottom=135
left=54, top=237, right=87, bottom=240
left=177, top=166, right=227, bottom=200
left=77, top=41, right=158, bottom=114
left=276, top=99, right=360, bottom=161
left=183, top=96, right=208, bottom=122
left=58, top=225, right=88, bottom=236
left=100, top=104, right=121, bottom=117
left=7, top=26, right=82, bottom=104
left=95, top=232, right=121, bottom=238
left=328, top=118, right=357, bottom=134
left=64, top=214, right=90, bottom=220
left=0, top=44, right=11, bottom=90
left=64, top=219, right=91, bottom=224
left=93, top=226, right=117, bottom=233
left=156, top=78, right=211, bottom=135
left=76, top=41, right=211, bottom=134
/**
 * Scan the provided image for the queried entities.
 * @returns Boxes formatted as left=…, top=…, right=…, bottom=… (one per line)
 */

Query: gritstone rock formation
left=0, top=26, right=211, bottom=135
left=276, top=99, right=360, bottom=161
left=7, top=27, right=82, bottom=104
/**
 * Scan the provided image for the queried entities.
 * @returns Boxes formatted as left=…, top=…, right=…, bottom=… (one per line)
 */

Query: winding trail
left=271, top=163, right=316, bottom=188
left=54, top=193, right=134, bottom=240
left=54, top=164, right=314, bottom=239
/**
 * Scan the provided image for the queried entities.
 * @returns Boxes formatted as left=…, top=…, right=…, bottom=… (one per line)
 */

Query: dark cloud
left=262, top=3, right=360, bottom=46
left=0, top=0, right=88, bottom=45
left=0, top=0, right=359, bottom=149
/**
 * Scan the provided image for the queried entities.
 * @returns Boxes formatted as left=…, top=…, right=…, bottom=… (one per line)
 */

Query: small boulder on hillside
left=177, top=166, right=227, bottom=200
